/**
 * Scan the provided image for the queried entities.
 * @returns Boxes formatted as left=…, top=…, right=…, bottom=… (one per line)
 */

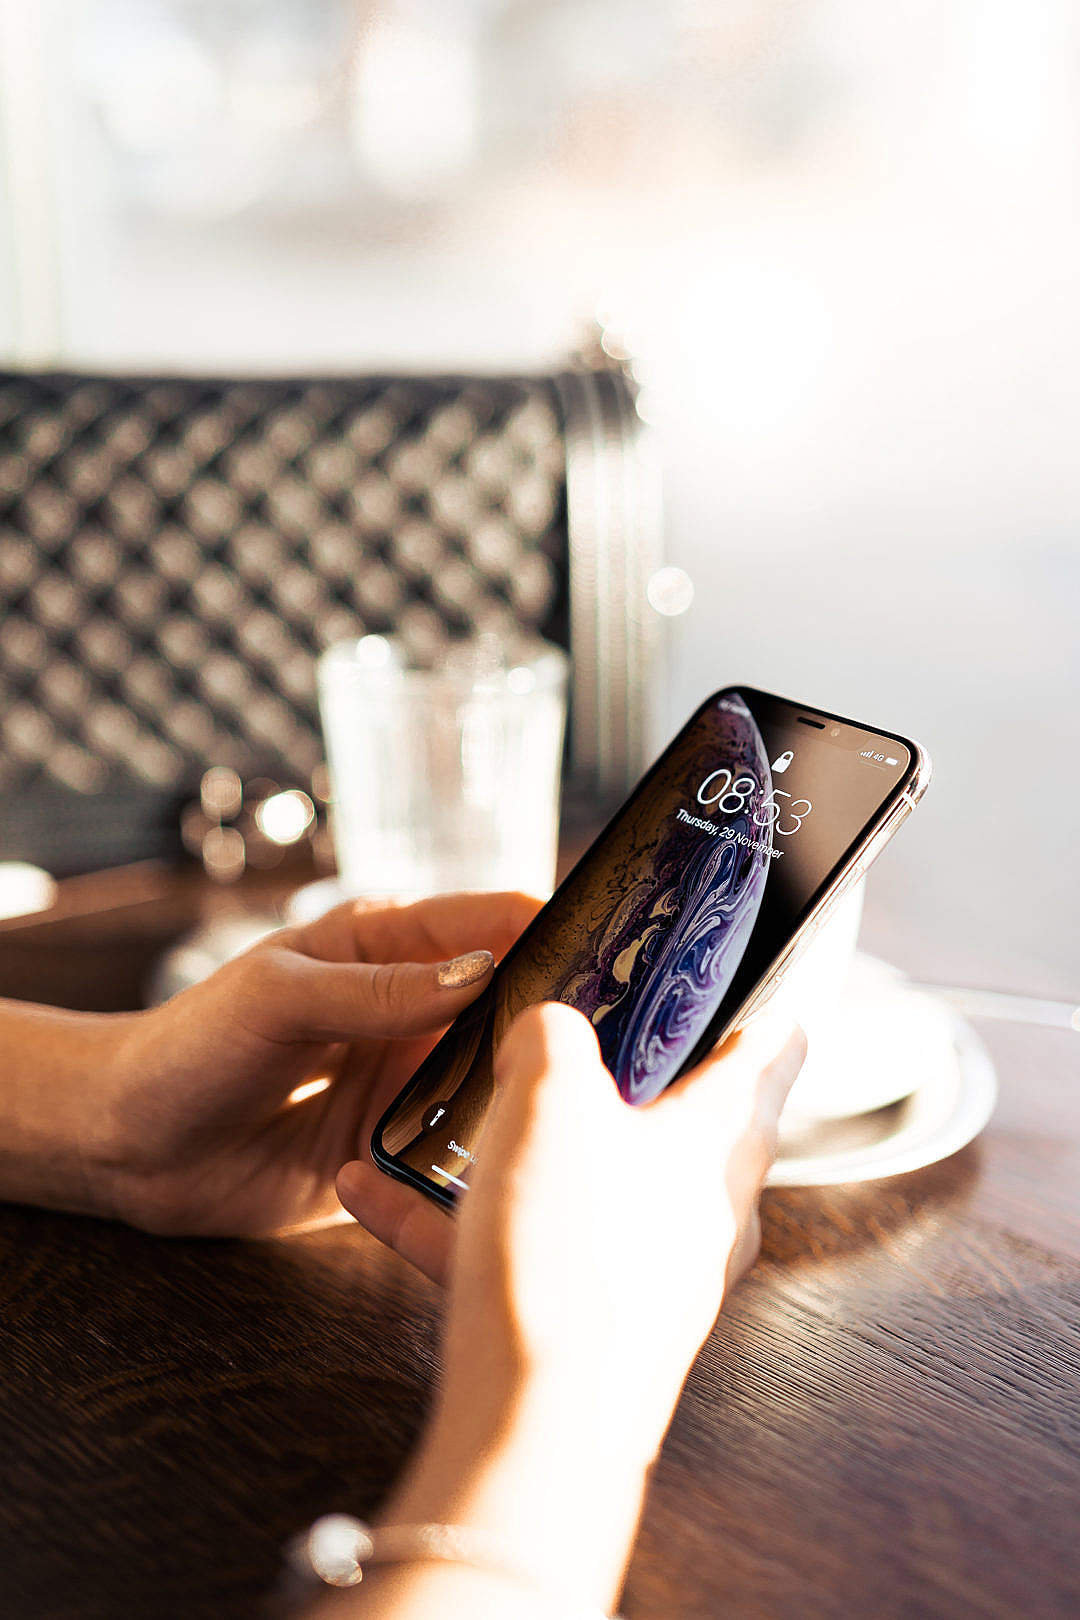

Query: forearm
left=391, top=1382, right=651, bottom=1605
left=0, top=998, right=132, bottom=1217
left=307, top=1374, right=661, bottom=1620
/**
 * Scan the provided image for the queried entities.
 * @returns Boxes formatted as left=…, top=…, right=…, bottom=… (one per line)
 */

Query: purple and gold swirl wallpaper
left=382, top=694, right=775, bottom=1165
left=555, top=702, right=773, bottom=1103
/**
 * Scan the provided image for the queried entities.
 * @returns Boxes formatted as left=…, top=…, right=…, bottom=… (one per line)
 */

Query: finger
left=376, top=890, right=542, bottom=962
left=271, top=949, right=496, bottom=1041
left=654, top=1016, right=806, bottom=1215
left=296, top=891, right=542, bottom=969
left=493, top=1001, right=605, bottom=1096
left=661, top=1012, right=807, bottom=1129
left=336, top=1159, right=453, bottom=1285
left=482, top=1001, right=618, bottom=1156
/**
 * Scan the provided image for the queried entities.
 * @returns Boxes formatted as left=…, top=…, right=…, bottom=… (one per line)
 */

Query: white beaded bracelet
left=288, top=1512, right=620, bottom=1618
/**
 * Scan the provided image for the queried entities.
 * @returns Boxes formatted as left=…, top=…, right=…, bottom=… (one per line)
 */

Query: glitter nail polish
left=436, top=950, right=494, bottom=989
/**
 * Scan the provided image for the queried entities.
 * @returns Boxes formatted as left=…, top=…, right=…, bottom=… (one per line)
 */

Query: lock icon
left=771, top=750, right=794, bottom=775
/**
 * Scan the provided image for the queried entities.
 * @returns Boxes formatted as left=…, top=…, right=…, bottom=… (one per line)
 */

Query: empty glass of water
left=317, top=633, right=569, bottom=901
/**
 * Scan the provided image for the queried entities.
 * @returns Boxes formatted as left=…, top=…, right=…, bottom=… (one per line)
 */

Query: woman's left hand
left=87, top=891, right=538, bottom=1238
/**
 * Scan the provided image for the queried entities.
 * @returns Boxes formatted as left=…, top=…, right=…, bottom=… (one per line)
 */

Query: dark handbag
left=0, top=346, right=659, bottom=874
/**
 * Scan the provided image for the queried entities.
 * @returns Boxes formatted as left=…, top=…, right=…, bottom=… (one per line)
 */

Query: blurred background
left=1, top=0, right=1077, bottom=1000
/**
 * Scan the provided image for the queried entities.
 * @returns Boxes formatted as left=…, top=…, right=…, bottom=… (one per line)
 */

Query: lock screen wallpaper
left=377, top=688, right=912, bottom=1195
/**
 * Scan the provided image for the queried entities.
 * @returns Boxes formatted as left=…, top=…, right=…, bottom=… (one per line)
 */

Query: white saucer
left=769, top=1004, right=997, bottom=1187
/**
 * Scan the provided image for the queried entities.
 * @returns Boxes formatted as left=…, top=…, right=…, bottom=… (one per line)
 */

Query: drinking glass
left=317, top=634, right=568, bottom=901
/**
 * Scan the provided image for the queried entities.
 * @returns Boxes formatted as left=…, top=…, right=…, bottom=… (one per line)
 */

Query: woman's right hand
left=339, top=1004, right=805, bottom=1619
left=445, top=1002, right=806, bottom=1449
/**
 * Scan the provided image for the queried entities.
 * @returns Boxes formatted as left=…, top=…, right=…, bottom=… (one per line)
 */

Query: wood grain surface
left=0, top=871, right=1077, bottom=1619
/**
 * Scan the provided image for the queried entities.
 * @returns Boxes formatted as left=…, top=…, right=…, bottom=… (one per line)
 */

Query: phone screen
left=373, top=686, right=919, bottom=1200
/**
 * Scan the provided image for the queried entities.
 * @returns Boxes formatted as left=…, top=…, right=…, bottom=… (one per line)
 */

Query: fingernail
left=436, top=949, right=494, bottom=989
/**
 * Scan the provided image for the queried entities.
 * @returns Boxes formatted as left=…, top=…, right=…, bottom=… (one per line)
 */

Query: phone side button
left=738, top=963, right=789, bottom=1025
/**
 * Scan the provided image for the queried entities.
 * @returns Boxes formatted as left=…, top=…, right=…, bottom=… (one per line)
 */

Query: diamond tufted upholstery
left=0, top=362, right=659, bottom=871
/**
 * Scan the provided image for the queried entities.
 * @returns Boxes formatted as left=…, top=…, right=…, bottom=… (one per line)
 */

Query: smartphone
left=371, top=685, right=931, bottom=1208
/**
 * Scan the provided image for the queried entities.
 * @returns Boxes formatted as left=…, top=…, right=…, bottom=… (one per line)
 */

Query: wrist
left=76, top=1009, right=150, bottom=1221
left=82, top=1005, right=197, bottom=1232
left=0, top=1000, right=139, bottom=1221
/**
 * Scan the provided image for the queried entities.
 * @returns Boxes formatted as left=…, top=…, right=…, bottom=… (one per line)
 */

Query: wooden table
left=1, top=866, right=1077, bottom=1620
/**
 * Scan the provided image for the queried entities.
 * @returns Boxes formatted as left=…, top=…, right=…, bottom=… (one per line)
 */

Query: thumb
left=482, top=1001, right=618, bottom=1155
left=278, top=948, right=495, bottom=1040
